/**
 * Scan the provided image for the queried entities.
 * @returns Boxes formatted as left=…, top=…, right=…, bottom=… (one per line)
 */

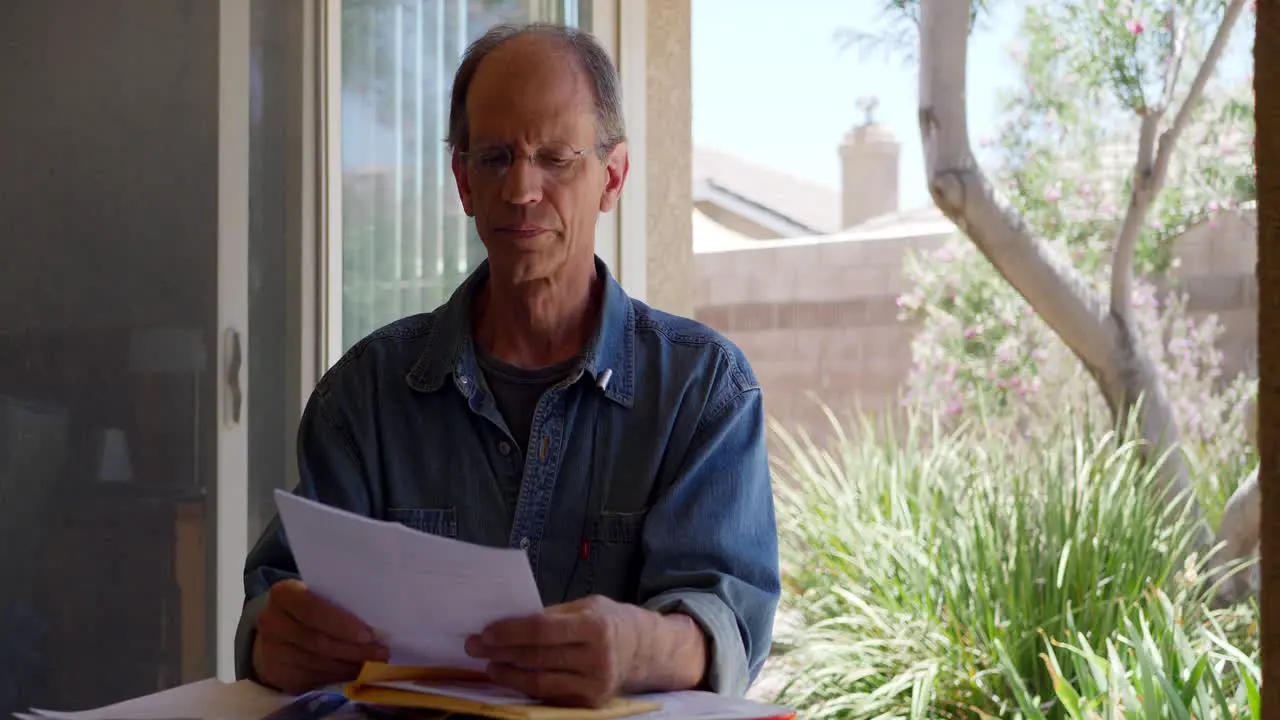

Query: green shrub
left=770, top=407, right=1259, bottom=719
left=1000, top=587, right=1261, bottom=719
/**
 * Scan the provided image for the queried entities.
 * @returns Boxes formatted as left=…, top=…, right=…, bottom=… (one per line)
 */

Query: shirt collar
left=405, top=256, right=635, bottom=408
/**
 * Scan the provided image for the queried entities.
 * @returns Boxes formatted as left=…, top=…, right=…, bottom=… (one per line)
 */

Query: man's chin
left=490, top=253, right=555, bottom=285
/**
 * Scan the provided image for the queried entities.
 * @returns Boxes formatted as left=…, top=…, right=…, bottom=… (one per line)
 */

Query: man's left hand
left=464, top=595, right=706, bottom=707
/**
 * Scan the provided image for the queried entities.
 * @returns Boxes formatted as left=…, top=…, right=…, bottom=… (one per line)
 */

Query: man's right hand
left=252, top=579, right=389, bottom=693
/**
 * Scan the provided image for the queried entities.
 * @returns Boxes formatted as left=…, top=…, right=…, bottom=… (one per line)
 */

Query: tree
left=909, top=0, right=1255, bottom=598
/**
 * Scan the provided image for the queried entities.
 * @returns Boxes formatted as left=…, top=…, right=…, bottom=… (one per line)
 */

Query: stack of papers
left=16, top=679, right=794, bottom=720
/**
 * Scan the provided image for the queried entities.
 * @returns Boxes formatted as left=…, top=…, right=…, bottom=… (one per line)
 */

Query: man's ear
left=452, top=151, right=476, bottom=217
left=597, top=142, right=630, bottom=213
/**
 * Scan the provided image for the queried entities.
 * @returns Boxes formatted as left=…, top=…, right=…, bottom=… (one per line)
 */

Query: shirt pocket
left=386, top=507, right=458, bottom=539
left=586, top=509, right=648, bottom=602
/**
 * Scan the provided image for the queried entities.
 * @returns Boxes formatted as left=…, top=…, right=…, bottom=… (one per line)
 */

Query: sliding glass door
left=333, top=0, right=585, bottom=351
left=0, top=0, right=289, bottom=711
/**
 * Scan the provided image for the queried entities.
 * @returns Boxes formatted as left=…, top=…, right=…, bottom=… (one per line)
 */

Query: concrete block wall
left=693, top=232, right=948, bottom=437
left=695, top=210, right=1258, bottom=440
left=1171, top=210, right=1259, bottom=380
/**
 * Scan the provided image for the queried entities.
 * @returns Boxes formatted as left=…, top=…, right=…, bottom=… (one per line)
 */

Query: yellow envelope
left=342, top=663, right=662, bottom=720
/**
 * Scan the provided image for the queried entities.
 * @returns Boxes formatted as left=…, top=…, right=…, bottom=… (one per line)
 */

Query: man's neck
left=474, top=264, right=602, bottom=370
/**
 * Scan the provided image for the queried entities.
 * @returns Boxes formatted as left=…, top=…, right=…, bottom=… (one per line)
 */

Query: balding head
left=447, top=24, right=625, bottom=153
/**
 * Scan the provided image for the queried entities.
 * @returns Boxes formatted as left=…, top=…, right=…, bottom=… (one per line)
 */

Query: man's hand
left=252, top=579, right=389, bottom=694
left=464, top=595, right=707, bottom=707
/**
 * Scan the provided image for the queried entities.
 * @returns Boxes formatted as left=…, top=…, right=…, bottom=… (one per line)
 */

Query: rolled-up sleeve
left=638, top=386, right=780, bottom=697
left=234, top=388, right=374, bottom=680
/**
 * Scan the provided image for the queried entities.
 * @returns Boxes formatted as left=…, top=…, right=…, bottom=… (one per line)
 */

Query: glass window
left=339, top=0, right=581, bottom=350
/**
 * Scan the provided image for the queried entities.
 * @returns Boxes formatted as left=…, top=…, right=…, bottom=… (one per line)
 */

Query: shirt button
left=458, top=375, right=470, bottom=387
left=519, top=536, right=531, bottom=551
left=498, top=440, right=512, bottom=456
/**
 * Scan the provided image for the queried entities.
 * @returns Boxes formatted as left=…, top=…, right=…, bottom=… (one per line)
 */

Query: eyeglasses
left=458, top=142, right=600, bottom=183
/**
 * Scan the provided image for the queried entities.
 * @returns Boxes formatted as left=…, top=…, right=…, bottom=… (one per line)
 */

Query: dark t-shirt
left=476, top=347, right=577, bottom=515
left=475, top=346, right=577, bottom=456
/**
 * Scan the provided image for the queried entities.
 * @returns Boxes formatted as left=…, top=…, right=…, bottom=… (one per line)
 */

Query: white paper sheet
left=629, top=691, right=794, bottom=720
left=273, top=490, right=544, bottom=670
left=25, top=679, right=289, bottom=720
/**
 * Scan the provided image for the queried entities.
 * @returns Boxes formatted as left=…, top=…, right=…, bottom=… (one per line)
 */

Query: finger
left=487, top=663, right=609, bottom=708
left=271, top=579, right=378, bottom=645
left=259, top=634, right=364, bottom=678
left=256, top=635, right=364, bottom=693
left=543, top=596, right=598, bottom=615
left=466, top=637, right=596, bottom=672
left=537, top=591, right=601, bottom=614
left=259, top=601, right=389, bottom=665
left=263, top=659, right=360, bottom=695
left=481, top=612, right=592, bottom=648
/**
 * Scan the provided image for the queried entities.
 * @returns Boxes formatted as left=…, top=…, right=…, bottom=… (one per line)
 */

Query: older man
left=236, top=23, right=779, bottom=707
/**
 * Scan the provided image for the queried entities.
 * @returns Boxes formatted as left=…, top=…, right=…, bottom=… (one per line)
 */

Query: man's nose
left=500, top=158, right=543, bottom=205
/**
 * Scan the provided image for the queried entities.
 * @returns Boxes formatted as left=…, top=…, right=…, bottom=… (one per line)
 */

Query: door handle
left=224, top=327, right=243, bottom=426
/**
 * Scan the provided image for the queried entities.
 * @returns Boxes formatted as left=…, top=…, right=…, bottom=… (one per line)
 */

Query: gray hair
left=446, top=23, right=626, bottom=153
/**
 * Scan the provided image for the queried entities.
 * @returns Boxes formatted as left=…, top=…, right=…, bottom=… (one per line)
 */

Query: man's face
left=452, top=35, right=628, bottom=287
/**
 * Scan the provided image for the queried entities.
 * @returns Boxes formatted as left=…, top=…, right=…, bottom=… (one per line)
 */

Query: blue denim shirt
left=235, top=258, right=780, bottom=696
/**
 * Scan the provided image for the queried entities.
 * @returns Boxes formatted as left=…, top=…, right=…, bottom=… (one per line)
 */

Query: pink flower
left=1044, top=187, right=1061, bottom=202
left=1127, top=19, right=1145, bottom=35
left=964, top=327, right=980, bottom=340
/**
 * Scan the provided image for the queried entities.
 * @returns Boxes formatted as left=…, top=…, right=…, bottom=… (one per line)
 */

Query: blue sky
left=691, top=0, right=1254, bottom=213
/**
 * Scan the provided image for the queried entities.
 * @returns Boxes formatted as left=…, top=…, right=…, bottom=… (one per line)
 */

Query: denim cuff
left=643, top=589, right=749, bottom=697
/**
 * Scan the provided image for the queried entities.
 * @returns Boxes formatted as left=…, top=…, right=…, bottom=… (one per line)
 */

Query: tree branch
left=918, top=0, right=1115, bottom=371
left=1153, top=0, right=1248, bottom=192
left=1108, top=0, right=1248, bottom=323
left=1160, top=6, right=1188, bottom=111
left=1109, top=111, right=1162, bottom=323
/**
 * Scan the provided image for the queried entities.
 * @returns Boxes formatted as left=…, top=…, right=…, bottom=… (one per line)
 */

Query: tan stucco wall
left=695, top=211, right=1259, bottom=440
left=643, top=0, right=693, bottom=316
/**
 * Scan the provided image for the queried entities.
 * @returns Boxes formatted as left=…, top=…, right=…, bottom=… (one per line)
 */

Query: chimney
left=839, top=96, right=900, bottom=229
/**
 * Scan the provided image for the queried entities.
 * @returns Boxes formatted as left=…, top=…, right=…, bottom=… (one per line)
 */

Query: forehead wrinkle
left=465, top=36, right=595, bottom=146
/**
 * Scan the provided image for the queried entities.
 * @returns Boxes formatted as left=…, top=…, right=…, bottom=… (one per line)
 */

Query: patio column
left=643, top=0, right=693, bottom=316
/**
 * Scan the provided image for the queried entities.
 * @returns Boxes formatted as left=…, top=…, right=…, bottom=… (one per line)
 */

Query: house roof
left=693, top=147, right=842, bottom=235
left=693, top=204, right=954, bottom=255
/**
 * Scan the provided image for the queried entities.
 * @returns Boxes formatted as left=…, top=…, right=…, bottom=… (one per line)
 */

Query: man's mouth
left=495, top=224, right=550, bottom=239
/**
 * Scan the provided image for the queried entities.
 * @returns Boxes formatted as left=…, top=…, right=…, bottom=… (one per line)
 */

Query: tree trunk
left=1213, top=468, right=1260, bottom=605
left=916, top=0, right=1253, bottom=582
left=1255, top=1, right=1279, bottom=703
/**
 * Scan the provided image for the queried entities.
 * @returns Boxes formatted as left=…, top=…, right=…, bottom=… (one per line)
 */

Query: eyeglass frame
left=455, top=141, right=616, bottom=183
